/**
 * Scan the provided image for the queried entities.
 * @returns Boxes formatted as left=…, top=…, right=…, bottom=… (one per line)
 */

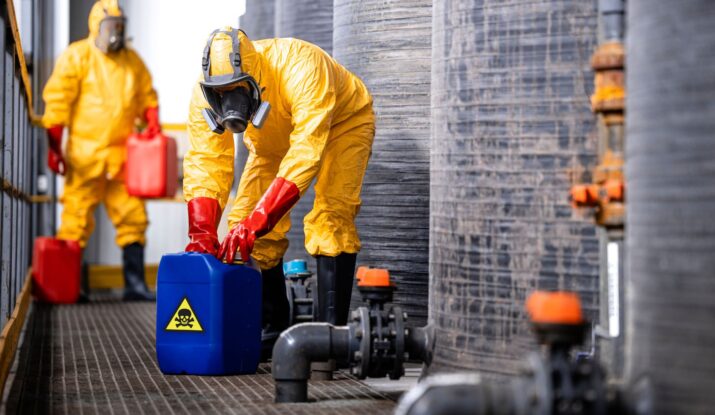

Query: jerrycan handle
left=137, top=130, right=161, bottom=140
left=223, top=257, right=261, bottom=273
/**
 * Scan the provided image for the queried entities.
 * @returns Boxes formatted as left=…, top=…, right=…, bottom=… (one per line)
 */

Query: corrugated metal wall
left=333, top=0, right=432, bottom=326
left=429, top=0, right=600, bottom=375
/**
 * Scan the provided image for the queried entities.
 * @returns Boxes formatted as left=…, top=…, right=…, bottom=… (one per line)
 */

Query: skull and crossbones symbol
left=175, top=308, right=195, bottom=328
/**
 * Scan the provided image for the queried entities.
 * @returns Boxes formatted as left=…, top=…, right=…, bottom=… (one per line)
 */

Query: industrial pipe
left=599, top=0, right=625, bottom=42
left=272, top=323, right=353, bottom=403
left=395, top=373, right=527, bottom=415
left=272, top=267, right=434, bottom=403
left=397, top=292, right=626, bottom=415
left=405, top=326, right=433, bottom=366
left=395, top=359, right=556, bottom=415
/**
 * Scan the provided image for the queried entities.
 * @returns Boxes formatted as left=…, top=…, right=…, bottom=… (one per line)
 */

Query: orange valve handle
left=356, top=267, right=393, bottom=288
left=571, top=184, right=600, bottom=207
left=603, top=179, right=625, bottom=202
left=526, top=291, right=584, bottom=325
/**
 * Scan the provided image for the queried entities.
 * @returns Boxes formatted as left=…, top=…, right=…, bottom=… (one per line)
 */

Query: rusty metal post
left=570, top=0, right=626, bottom=379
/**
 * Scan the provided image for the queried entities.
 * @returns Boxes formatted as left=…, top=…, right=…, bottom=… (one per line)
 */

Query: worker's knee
left=304, top=207, right=360, bottom=257
left=252, top=237, right=289, bottom=270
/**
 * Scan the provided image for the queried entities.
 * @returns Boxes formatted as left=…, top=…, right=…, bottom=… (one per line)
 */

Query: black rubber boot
left=122, top=242, right=155, bottom=301
left=78, top=260, right=90, bottom=303
left=261, top=260, right=290, bottom=361
left=313, top=253, right=357, bottom=379
left=315, top=253, right=357, bottom=325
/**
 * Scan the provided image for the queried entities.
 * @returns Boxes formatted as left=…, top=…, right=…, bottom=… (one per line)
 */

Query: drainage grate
left=5, top=297, right=396, bottom=414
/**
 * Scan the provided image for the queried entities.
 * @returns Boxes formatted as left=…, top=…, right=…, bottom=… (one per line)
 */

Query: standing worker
left=42, top=0, right=160, bottom=301
left=184, top=28, right=374, bottom=350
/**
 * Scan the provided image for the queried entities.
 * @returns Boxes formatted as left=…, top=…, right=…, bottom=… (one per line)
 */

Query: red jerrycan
left=32, top=237, right=81, bottom=304
left=126, top=132, right=178, bottom=198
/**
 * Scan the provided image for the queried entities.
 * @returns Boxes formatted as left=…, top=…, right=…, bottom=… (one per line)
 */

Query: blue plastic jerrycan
left=155, top=252, right=262, bottom=375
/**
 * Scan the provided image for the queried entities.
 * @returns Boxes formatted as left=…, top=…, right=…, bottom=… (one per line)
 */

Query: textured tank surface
left=333, top=0, right=432, bottom=326
left=239, top=0, right=275, bottom=40
left=429, top=0, right=600, bottom=375
left=626, top=1, right=715, bottom=412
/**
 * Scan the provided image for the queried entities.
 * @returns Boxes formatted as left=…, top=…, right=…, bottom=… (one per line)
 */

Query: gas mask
left=95, top=15, right=126, bottom=54
left=200, top=29, right=270, bottom=134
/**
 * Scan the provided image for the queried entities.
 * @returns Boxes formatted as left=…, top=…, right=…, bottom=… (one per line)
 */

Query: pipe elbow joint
left=406, top=325, right=435, bottom=366
left=272, top=322, right=334, bottom=382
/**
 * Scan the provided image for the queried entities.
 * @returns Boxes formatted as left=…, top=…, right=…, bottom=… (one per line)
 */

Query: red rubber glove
left=47, top=125, right=65, bottom=175
left=143, top=106, right=161, bottom=138
left=219, top=177, right=300, bottom=263
left=185, top=197, right=222, bottom=256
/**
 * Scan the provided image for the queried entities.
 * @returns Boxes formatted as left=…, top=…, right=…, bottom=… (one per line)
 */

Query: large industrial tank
left=274, top=0, right=334, bottom=264
left=333, top=0, right=432, bottom=326
left=275, top=0, right=333, bottom=54
left=625, top=1, right=715, bottom=412
left=429, top=0, right=600, bottom=375
left=239, top=0, right=275, bottom=40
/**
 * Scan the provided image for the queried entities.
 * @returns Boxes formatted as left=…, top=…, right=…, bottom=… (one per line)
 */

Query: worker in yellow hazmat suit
left=42, top=0, right=160, bottom=301
left=184, top=28, right=374, bottom=350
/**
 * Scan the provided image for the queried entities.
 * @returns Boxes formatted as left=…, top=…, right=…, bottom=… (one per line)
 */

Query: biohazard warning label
left=165, top=297, right=204, bottom=332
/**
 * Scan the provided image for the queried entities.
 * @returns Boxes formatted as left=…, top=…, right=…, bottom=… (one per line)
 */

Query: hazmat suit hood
left=200, top=27, right=270, bottom=133
left=88, top=0, right=125, bottom=53
left=208, top=27, right=265, bottom=86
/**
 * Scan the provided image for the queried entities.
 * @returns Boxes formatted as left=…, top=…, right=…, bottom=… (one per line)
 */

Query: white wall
left=53, top=0, right=70, bottom=59
left=85, top=202, right=190, bottom=266
left=124, top=0, right=246, bottom=124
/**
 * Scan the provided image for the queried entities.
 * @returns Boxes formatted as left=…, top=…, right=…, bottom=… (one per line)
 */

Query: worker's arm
left=184, top=80, right=235, bottom=208
left=276, top=49, right=337, bottom=194
left=184, top=80, right=235, bottom=255
left=41, top=43, right=86, bottom=175
left=41, top=44, right=84, bottom=128
left=130, top=50, right=161, bottom=136
left=226, top=147, right=282, bottom=229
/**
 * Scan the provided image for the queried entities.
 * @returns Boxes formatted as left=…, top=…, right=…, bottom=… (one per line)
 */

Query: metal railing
left=0, top=0, right=56, bottom=327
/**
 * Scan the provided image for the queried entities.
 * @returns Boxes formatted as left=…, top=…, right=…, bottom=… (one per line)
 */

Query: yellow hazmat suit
left=184, top=30, right=374, bottom=269
left=42, top=0, right=158, bottom=248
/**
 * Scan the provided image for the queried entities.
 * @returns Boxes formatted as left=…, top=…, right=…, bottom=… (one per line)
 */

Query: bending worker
left=42, top=0, right=159, bottom=301
left=184, top=28, right=374, bottom=348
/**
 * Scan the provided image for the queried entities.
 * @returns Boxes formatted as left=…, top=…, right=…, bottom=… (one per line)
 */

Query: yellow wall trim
left=161, top=123, right=187, bottom=132
left=89, top=264, right=159, bottom=289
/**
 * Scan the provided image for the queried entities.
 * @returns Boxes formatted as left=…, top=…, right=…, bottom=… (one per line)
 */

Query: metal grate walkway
left=4, top=297, right=396, bottom=414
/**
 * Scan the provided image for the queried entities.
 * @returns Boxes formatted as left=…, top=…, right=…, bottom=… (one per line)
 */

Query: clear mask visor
left=96, top=16, right=126, bottom=53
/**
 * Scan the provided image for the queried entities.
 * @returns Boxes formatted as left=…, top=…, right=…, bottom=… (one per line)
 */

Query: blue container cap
left=284, top=259, right=308, bottom=276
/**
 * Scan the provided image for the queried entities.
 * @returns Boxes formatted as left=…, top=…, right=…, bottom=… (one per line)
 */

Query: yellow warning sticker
left=165, top=297, right=204, bottom=332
